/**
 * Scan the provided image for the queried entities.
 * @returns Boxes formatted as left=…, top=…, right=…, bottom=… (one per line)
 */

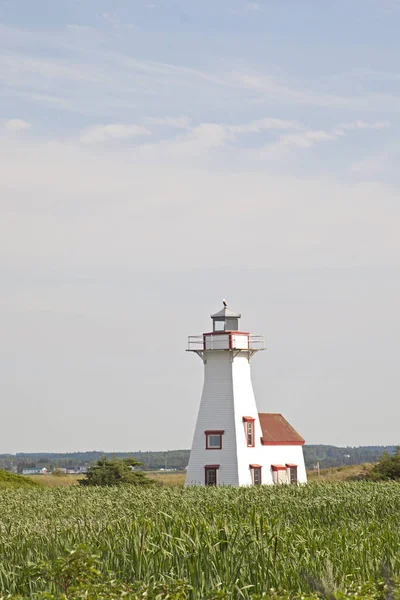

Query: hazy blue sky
left=1, top=0, right=400, bottom=452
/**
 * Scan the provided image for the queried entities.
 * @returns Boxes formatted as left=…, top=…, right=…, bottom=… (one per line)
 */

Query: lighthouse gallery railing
left=187, top=334, right=265, bottom=351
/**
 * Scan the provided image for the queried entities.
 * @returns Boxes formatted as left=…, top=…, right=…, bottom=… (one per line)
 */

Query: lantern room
left=211, top=306, right=241, bottom=332
left=187, top=302, right=264, bottom=356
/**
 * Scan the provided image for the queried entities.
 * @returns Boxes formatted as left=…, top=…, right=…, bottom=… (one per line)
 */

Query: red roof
left=258, top=413, right=305, bottom=445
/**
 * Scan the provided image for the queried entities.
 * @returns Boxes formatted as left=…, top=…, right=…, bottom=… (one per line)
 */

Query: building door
left=205, top=467, right=217, bottom=486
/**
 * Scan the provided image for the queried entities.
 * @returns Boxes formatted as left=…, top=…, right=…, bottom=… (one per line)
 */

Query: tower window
left=250, top=464, right=262, bottom=485
left=242, top=417, right=255, bottom=447
left=272, top=464, right=288, bottom=484
left=205, top=430, right=224, bottom=450
left=204, top=465, right=219, bottom=485
left=286, top=464, right=298, bottom=485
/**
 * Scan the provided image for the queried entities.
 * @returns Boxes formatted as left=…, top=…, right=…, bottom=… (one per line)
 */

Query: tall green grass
left=0, top=482, right=399, bottom=598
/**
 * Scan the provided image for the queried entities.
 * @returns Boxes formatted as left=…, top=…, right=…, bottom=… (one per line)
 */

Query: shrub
left=369, top=447, right=400, bottom=480
left=78, top=456, right=153, bottom=487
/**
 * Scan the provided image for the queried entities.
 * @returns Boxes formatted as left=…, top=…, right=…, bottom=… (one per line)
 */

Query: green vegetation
left=369, top=446, right=400, bottom=480
left=0, top=468, right=38, bottom=489
left=78, top=456, right=153, bottom=487
left=1, top=483, right=400, bottom=598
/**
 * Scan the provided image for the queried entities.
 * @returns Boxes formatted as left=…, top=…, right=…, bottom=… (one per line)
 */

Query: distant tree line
left=0, top=445, right=397, bottom=474
left=303, top=445, right=397, bottom=469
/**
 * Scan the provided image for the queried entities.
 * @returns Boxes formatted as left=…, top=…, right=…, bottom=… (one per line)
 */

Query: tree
left=78, top=456, right=153, bottom=487
left=369, top=447, right=400, bottom=481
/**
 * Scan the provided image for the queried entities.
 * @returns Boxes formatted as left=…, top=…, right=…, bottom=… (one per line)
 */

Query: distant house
left=67, top=466, right=88, bottom=474
left=22, top=467, right=48, bottom=475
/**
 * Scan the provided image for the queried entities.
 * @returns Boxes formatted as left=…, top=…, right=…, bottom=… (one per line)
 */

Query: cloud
left=228, top=118, right=301, bottom=134
left=1, top=131, right=399, bottom=274
left=4, top=119, right=31, bottom=131
left=236, top=72, right=400, bottom=113
left=334, top=120, right=390, bottom=134
left=126, top=117, right=300, bottom=161
left=80, top=124, right=151, bottom=143
left=350, top=157, right=388, bottom=175
left=260, top=120, right=390, bottom=160
left=146, top=116, right=192, bottom=129
left=0, top=53, right=101, bottom=84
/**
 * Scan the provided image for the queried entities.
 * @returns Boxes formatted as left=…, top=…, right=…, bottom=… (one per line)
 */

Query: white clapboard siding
left=185, top=351, right=239, bottom=485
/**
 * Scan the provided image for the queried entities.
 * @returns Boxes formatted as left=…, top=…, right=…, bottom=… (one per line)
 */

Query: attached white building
left=185, top=304, right=307, bottom=486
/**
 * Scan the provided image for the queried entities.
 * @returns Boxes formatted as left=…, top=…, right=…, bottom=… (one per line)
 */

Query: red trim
left=203, top=331, right=249, bottom=336
left=286, top=463, right=298, bottom=468
left=204, top=464, right=220, bottom=469
left=271, top=465, right=287, bottom=471
left=229, top=332, right=232, bottom=349
left=249, top=464, right=262, bottom=468
left=242, top=416, right=255, bottom=422
left=205, top=431, right=224, bottom=450
left=261, top=439, right=305, bottom=446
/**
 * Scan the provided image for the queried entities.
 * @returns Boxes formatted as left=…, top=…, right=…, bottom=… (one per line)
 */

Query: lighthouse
left=185, top=304, right=307, bottom=486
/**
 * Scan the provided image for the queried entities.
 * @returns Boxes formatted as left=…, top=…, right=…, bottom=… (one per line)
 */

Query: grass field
left=0, top=482, right=400, bottom=599
left=26, top=474, right=84, bottom=487
left=307, top=463, right=372, bottom=482
left=26, top=471, right=186, bottom=487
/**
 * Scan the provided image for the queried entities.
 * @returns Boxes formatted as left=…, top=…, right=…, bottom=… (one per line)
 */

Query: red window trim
left=242, top=416, right=255, bottom=422
left=271, top=464, right=287, bottom=471
left=204, top=430, right=225, bottom=434
left=205, top=430, right=224, bottom=450
left=249, top=464, right=262, bottom=468
left=286, top=463, right=298, bottom=468
left=204, top=464, right=220, bottom=469
left=261, top=439, right=305, bottom=446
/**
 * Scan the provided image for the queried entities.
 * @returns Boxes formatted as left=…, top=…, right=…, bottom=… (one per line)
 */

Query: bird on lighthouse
left=222, top=299, right=228, bottom=307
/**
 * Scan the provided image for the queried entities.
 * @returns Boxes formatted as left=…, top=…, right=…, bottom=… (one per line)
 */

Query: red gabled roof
left=258, top=413, right=305, bottom=445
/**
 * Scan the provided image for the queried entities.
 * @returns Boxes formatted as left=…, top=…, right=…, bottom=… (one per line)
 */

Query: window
left=242, top=417, right=255, bottom=447
left=246, top=421, right=254, bottom=446
left=205, top=430, right=224, bottom=449
left=214, top=320, right=225, bottom=331
left=286, top=464, right=298, bottom=485
left=250, top=464, right=262, bottom=485
left=272, top=465, right=287, bottom=484
left=204, top=465, right=219, bottom=485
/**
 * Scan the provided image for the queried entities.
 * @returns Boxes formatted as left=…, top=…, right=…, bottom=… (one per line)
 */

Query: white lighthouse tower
left=185, top=303, right=307, bottom=486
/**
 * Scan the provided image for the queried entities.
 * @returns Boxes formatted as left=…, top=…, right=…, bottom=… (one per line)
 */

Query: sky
left=1, top=0, right=400, bottom=453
